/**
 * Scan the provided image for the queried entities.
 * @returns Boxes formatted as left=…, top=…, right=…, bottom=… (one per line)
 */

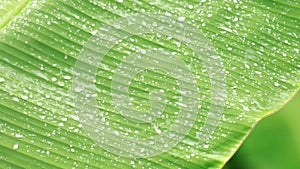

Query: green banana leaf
left=0, top=0, right=299, bottom=168
left=224, top=92, right=300, bottom=169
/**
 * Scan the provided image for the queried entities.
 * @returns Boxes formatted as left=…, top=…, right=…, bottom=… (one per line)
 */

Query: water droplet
left=140, top=49, right=146, bottom=54
left=16, top=134, right=23, bottom=138
left=71, top=115, right=79, bottom=121
left=13, top=144, right=19, bottom=149
left=244, top=64, right=250, bottom=69
left=40, top=116, right=46, bottom=119
left=284, top=40, right=289, bottom=44
left=113, top=131, right=120, bottom=136
left=12, top=97, right=19, bottom=102
left=0, top=77, right=4, bottom=82
left=63, top=75, right=72, bottom=80
left=21, top=95, right=28, bottom=100
left=51, top=77, right=57, bottom=82
left=58, top=81, right=65, bottom=87
left=74, top=86, right=84, bottom=92
left=165, top=12, right=172, bottom=16
left=178, top=16, right=186, bottom=22
left=254, top=71, right=262, bottom=75
left=153, top=125, right=161, bottom=134
left=274, top=82, right=280, bottom=87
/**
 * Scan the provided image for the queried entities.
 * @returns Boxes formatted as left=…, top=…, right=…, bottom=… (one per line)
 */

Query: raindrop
left=51, top=77, right=57, bottom=82
left=13, top=144, right=19, bottom=149
left=63, top=75, right=72, bottom=80
left=188, top=5, right=193, bottom=9
left=74, top=86, right=84, bottom=92
left=140, top=49, right=146, bottom=54
left=153, top=125, right=161, bottom=134
left=40, top=116, right=46, bottom=119
left=16, top=134, right=24, bottom=138
left=12, top=97, right=19, bottom=102
left=178, top=16, right=186, bottom=22
left=244, top=64, right=250, bottom=69
left=113, top=131, right=120, bottom=136
left=21, top=95, right=28, bottom=100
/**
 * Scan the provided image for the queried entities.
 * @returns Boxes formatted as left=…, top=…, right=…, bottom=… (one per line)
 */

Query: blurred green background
left=224, top=91, right=300, bottom=169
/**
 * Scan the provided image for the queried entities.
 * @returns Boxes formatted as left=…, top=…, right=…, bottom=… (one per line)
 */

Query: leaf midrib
left=0, top=0, right=30, bottom=29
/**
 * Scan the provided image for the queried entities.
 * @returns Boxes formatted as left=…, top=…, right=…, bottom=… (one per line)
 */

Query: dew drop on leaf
left=13, top=144, right=19, bottom=150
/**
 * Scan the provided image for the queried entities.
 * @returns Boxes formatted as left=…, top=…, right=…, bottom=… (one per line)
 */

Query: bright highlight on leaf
left=0, top=0, right=299, bottom=169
